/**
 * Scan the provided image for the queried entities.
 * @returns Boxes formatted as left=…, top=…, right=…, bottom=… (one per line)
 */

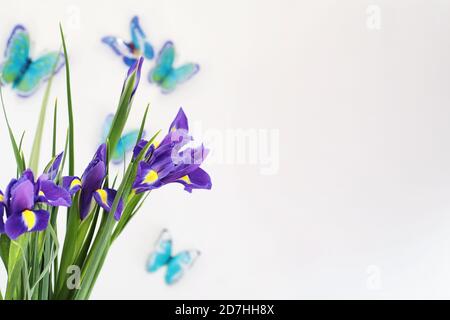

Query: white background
left=0, top=0, right=450, bottom=299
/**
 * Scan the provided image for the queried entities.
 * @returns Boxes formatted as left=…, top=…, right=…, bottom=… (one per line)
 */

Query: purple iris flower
left=4, top=177, right=48, bottom=240
left=77, top=144, right=107, bottom=220
left=0, top=167, right=72, bottom=240
left=132, top=108, right=212, bottom=194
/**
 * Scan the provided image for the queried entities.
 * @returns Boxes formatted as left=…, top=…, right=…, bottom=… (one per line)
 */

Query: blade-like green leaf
left=5, top=235, right=27, bottom=299
left=0, top=87, right=26, bottom=173
left=52, top=99, right=58, bottom=157
left=59, top=24, right=75, bottom=176
left=29, top=53, right=61, bottom=172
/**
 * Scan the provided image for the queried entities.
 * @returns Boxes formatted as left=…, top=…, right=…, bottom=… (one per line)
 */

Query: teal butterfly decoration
left=149, top=41, right=200, bottom=94
left=102, top=16, right=154, bottom=67
left=146, top=229, right=200, bottom=285
left=102, top=114, right=142, bottom=164
left=0, top=25, right=64, bottom=97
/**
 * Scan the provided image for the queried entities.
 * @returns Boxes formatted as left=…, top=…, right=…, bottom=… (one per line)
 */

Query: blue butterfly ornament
left=102, top=114, right=142, bottom=164
left=0, top=25, right=65, bottom=97
left=146, top=229, right=201, bottom=285
left=149, top=41, right=200, bottom=94
left=102, top=16, right=154, bottom=67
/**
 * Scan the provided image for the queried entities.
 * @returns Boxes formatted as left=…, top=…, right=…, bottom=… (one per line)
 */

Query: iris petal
left=10, top=179, right=35, bottom=215
left=93, top=188, right=124, bottom=221
left=62, top=176, right=82, bottom=195
left=169, top=108, right=189, bottom=132
left=79, top=144, right=107, bottom=220
left=176, top=167, right=212, bottom=193
left=132, top=161, right=164, bottom=193
left=0, top=190, right=5, bottom=233
left=44, top=152, right=63, bottom=180
left=38, top=180, right=72, bottom=207
left=5, top=209, right=49, bottom=240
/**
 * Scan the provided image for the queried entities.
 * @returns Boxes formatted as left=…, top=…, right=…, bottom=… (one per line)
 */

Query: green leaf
left=52, top=99, right=58, bottom=157
left=106, top=70, right=138, bottom=158
left=74, top=129, right=160, bottom=299
left=0, top=87, right=26, bottom=173
left=137, top=103, right=150, bottom=142
left=0, top=234, right=10, bottom=269
left=55, top=25, right=79, bottom=298
left=55, top=193, right=80, bottom=296
left=59, top=24, right=75, bottom=176
left=5, top=235, right=27, bottom=299
left=28, top=53, right=61, bottom=172
left=31, top=225, right=59, bottom=298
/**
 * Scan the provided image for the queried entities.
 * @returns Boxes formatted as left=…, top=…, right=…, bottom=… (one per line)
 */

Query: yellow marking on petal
left=96, top=189, right=108, bottom=205
left=144, top=170, right=158, bottom=184
left=0, top=194, right=4, bottom=203
left=22, top=210, right=36, bottom=231
left=152, top=140, right=160, bottom=149
left=170, top=126, right=177, bottom=132
left=179, top=175, right=191, bottom=184
left=38, top=190, right=45, bottom=197
left=70, top=178, right=82, bottom=190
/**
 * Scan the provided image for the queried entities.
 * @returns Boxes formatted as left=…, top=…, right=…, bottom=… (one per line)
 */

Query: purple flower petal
left=4, top=178, right=17, bottom=212
left=175, top=167, right=212, bottom=193
left=79, top=161, right=106, bottom=220
left=20, top=169, right=35, bottom=184
left=4, top=214, right=27, bottom=240
left=0, top=190, right=5, bottom=233
left=10, top=179, right=35, bottom=216
left=93, top=188, right=123, bottom=221
left=38, top=180, right=72, bottom=207
left=132, top=161, right=165, bottom=193
left=5, top=209, right=49, bottom=240
left=79, top=144, right=107, bottom=220
left=162, top=145, right=209, bottom=183
left=132, top=139, right=150, bottom=160
left=30, top=209, right=50, bottom=232
left=168, top=108, right=189, bottom=132
left=44, top=152, right=64, bottom=180
left=62, top=176, right=82, bottom=195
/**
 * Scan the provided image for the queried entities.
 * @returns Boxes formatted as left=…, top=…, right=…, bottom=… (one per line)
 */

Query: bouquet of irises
left=0, top=28, right=211, bottom=300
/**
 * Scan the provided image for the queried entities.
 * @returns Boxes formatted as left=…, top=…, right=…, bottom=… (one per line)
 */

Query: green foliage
left=0, top=26, right=158, bottom=300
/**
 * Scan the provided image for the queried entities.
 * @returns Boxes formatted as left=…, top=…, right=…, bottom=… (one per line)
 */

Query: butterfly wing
left=165, top=250, right=200, bottom=285
left=101, top=36, right=137, bottom=67
left=0, top=25, right=30, bottom=85
left=112, top=130, right=141, bottom=163
left=160, top=63, right=200, bottom=94
left=130, top=16, right=154, bottom=60
left=148, top=41, right=175, bottom=85
left=101, top=114, right=114, bottom=143
left=147, top=229, right=173, bottom=272
left=14, top=52, right=65, bottom=97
